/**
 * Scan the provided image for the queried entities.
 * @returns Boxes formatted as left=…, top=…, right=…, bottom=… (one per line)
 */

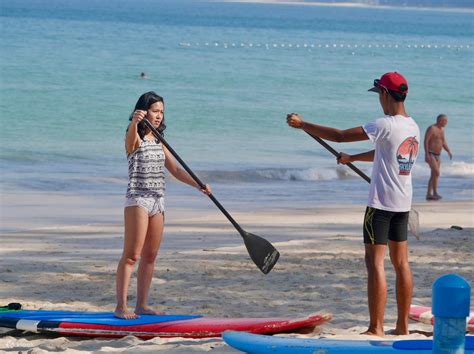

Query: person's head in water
left=436, top=114, right=448, bottom=127
left=140, top=72, right=148, bottom=79
left=129, top=91, right=166, bottom=139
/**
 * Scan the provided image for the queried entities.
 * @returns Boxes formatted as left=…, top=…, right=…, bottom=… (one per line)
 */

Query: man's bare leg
left=389, top=240, right=413, bottom=335
left=432, top=158, right=442, bottom=199
left=362, top=244, right=387, bottom=337
left=427, top=158, right=441, bottom=200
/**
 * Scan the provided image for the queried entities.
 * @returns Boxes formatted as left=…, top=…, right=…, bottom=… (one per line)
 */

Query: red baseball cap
left=368, top=72, right=408, bottom=95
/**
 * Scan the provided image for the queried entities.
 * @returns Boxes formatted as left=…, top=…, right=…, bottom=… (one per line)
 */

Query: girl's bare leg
left=115, top=206, right=149, bottom=319
left=135, top=212, right=164, bottom=315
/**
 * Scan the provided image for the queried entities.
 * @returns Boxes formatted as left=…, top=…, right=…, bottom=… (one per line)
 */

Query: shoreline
left=1, top=190, right=472, bottom=233
left=213, top=0, right=474, bottom=13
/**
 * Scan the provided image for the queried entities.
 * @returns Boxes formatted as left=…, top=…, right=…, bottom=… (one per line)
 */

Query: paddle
left=142, top=119, right=280, bottom=274
left=305, top=131, right=420, bottom=239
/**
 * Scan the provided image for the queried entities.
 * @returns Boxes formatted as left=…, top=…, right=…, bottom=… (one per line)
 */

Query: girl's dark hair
left=128, top=91, right=166, bottom=139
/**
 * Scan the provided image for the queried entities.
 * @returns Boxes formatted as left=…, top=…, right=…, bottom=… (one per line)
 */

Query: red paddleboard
left=410, top=305, right=474, bottom=332
left=0, top=308, right=332, bottom=339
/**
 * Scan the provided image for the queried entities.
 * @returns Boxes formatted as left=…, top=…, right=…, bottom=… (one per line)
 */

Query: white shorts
left=124, top=196, right=165, bottom=216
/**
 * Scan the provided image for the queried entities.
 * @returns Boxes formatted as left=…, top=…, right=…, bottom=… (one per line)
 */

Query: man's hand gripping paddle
left=305, top=131, right=421, bottom=239
left=143, top=119, right=280, bottom=274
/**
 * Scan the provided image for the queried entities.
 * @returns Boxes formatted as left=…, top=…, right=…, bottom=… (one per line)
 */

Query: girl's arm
left=125, top=110, right=147, bottom=155
left=163, top=146, right=211, bottom=194
left=337, top=150, right=375, bottom=164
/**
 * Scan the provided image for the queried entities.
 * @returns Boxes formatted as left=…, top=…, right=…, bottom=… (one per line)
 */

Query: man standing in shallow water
left=424, top=114, right=453, bottom=201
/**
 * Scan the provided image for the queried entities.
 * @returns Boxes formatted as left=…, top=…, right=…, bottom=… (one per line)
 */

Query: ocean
left=1, top=0, right=473, bottom=212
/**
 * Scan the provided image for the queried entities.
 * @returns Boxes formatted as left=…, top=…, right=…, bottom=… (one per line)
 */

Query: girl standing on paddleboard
left=115, top=91, right=211, bottom=319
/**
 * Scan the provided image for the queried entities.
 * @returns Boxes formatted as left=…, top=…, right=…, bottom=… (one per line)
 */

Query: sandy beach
left=0, top=191, right=472, bottom=353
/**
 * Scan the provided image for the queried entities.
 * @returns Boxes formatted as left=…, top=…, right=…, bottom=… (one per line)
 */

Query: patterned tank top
left=126, top=138, right=166, bottom=198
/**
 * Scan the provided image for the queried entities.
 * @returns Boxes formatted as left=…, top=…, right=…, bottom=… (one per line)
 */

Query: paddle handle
left=142, top=119, right=245, bottom=235
left=305, top=132, right=371, bottom=184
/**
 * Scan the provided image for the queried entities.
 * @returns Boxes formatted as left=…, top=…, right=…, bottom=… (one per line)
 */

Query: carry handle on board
left=142, top=119, right=280, bottom=274
left=305, top=131, right=420, bottom=239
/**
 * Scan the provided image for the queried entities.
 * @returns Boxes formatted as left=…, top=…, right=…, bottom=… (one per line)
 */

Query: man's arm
left=424, top=126, right=433, bottom=163
left=337, top=150, right=375, bottom=165
left=442, top=132, right=453, bottom=159
left=287, top=113, right=368, bottom=142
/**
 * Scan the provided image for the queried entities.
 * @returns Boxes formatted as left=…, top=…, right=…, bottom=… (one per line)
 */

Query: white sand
left=0, top=192, right=473, bottom=353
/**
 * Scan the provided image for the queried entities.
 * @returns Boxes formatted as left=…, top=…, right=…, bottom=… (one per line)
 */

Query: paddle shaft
left=143, top=119, right=245, bottom=235
left=305, top=132, right=371, bottom=183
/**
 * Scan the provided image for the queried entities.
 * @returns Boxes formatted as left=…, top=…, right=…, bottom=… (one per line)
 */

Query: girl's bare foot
left=114, top=307, right=139, bottom=319
left=135, top=307, right=164, bottom=315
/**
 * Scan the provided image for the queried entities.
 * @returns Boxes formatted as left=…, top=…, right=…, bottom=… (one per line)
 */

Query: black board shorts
left=363, top=207, right=409, bottom=245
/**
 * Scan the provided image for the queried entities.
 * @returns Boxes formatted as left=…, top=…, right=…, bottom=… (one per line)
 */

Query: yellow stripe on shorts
left=364, top=207, right=376, bottom=244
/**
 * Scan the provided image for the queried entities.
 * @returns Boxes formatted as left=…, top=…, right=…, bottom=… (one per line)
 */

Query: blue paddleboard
left=0, top=307, right=329, bottom=338
left=0, top=309, right=198, bottom=326
left=223, top=331, right=474, bottom=354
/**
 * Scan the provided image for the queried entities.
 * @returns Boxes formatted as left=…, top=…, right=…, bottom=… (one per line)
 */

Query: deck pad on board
left=0, top=307, right=331, bottom=339
left=410, top=305, right=474, bottom=332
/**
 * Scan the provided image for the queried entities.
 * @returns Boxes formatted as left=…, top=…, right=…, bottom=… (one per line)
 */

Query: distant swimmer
left=140, top=72, right=148, bottom=80
left=424, top=114, right=452, bottom=201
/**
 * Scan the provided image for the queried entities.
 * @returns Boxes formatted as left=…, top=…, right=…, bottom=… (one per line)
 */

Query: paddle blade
left=243, top=232, right=280, bottom=274
left=408, top=208, right=420, bottom=240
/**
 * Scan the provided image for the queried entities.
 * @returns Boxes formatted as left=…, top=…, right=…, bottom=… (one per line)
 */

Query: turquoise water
left=1, top=0, right=473, bottom=208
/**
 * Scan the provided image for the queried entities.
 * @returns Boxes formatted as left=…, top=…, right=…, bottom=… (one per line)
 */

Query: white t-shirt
left=363, top=115, right=420, bottom=212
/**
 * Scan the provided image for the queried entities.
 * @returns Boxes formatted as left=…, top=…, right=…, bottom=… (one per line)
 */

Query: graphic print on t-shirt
left=396, top=137, right=419, bottom=175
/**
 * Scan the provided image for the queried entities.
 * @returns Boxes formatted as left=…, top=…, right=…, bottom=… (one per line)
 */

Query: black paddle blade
left=243, top=232, right=280, bottom=274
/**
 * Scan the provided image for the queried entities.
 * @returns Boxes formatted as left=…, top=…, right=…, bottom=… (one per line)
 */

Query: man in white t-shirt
left=286, top=72, right=420, bottom=337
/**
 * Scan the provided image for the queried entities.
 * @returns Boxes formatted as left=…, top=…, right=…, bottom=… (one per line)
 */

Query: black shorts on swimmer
left=363, top=207, right=409, bottom=245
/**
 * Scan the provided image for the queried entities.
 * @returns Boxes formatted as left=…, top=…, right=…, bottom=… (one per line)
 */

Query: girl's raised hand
left=132, top=110, right=147, bottom=124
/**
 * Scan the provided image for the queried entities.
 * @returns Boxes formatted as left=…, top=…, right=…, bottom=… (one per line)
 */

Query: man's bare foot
left=426, top=195, right=439, bottom=201
left=360, top=329, right=384, bottom=337
left=386, top=328, right=409, bottom=335
left=114, top=307, right=139, bottom=319
left=434, top=194, right=442, bottom=200
left=135, top=307, right=164, bottom=315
